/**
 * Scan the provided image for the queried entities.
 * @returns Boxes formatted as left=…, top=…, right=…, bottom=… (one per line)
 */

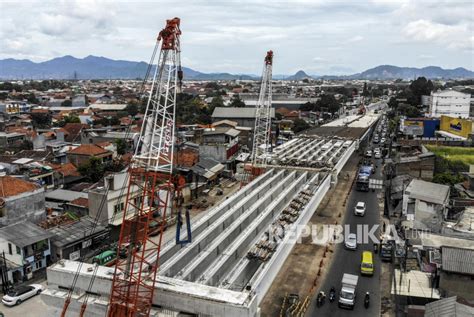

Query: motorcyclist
left=329, top=286, right=336, bottom=302
left=364, top=292, right=370, bottom=308
left=317, top=291, right=326, bottom=307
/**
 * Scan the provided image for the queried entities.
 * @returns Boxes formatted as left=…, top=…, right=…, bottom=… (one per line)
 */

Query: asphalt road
left=307, top=150, right=384, bottom=316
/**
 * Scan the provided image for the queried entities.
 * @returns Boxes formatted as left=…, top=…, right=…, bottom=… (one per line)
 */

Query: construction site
left=39, top=17, right=383, bottom=317
left=42, top=126, right=381, bottom=316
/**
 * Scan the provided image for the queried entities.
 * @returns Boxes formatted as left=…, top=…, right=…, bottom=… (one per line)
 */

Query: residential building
left=66, top=144, right=113, bottom=167
left=88, top=172, right=141, bottom=238
left=47, top=216, right=109, bottom=262
left=0, top=221, right=53, bottom=283
left=45, top=189, right=88, bottom=212
left=439, top=247, right=474, bottom=301
left=199, top=127, right=240, bottom=170
left=0, top=132, right=26, bottom=148
left=402, top=179, right=450, bottom=231
left=428, top=90, right=471, bottom=119
left=0, top=101, right=31, bottom=114
left=0, top=176, right=46, bottom=227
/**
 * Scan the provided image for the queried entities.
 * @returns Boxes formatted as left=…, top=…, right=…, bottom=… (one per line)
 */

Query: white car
left=365, top=150, right=372, bottom=158
left=374, top=151, right=382, bottom=159
left=354, top=201, right=366, bottom=216
left=2, top=284, right=44, bottom=306
left=380, top=138, right=386, bottom=144
left=345, top=233, right=357, bottom=250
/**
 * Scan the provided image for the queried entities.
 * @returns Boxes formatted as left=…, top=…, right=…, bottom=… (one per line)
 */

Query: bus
left=92, top=250, right=117, bottom=267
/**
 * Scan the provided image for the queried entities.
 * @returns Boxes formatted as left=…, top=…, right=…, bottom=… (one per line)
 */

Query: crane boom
left=251, top=50, right=273, bottom=168
left=107, top=17, right=181, bottom=317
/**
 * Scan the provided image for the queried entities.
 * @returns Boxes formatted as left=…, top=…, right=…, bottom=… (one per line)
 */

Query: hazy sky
left=1, top=0, right=473, bottom=75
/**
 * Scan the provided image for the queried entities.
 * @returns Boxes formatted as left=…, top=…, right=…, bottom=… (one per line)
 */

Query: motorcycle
left=316, top=291, right=326, bottom=307
left=329, top=287, right=336, bottom=303
left=364, top=292, right=370, bottom=308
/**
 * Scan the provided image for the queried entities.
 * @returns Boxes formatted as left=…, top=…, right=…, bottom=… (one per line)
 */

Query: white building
left=429, top=90, right=471, bottom=119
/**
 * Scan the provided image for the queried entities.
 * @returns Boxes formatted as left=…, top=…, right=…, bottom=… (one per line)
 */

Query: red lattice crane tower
left=107, top=17, right=182, bottom=317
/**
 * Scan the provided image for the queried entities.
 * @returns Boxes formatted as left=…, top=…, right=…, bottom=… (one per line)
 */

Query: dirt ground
left=259, top=154, right=359, bottom=317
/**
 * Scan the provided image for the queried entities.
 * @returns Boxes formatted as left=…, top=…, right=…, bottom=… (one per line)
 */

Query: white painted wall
left=429, top=90, right=471, bottom=118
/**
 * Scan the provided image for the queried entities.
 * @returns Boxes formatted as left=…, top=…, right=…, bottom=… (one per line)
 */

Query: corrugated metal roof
left=424, top=296, right=474, bottom=317
left=212, top=107, right=275, bottom=119
left=45, top=189, right=88, bottom=202
left=405, top=179, right=450, bottom=205
left=442, top=246, right=474, bottom=275
left=48, top=216, right=108, bottom=248
left=0, top=221, right=54, bottom=247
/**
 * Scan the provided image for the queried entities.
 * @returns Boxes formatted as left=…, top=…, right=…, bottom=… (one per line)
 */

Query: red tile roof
left=69, top=197, right=89, bottom=208
left=0, top=176, right=39, bottom=198
left=67, top=144, right=110, bottom=156
left=51, top=163, right=80, bottom=177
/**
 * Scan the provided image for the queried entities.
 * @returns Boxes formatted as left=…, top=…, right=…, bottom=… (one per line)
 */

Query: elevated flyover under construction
left=42, top=109, right=383, bottom=317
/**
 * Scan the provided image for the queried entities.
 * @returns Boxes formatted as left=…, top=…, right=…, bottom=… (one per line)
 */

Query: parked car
left=365, top=150, right=372, bottom=158
left=374, top=151, right=382, bottom=159
left=148, top=219, right=162, bottom=237
left=354, top=201, right=366, bottom=216
left=2, top=284, right=44, bottom=306
left=345, top=233, right=357, bottom=250
left=380, top=137, right=386, bottom=144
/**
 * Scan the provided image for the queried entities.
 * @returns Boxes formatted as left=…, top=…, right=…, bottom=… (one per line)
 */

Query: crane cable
left=60, top=39, right=160, bottom=317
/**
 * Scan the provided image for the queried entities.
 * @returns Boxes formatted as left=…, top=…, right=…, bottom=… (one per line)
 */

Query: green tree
left=115, top=139, right=127, bottom=155
left=398, top=103, right=421, bottom=117
left=209, top=95, right=224, bottom=111
left=205, top=82, right=222, bottom=90
left=31, top=112, right=52, bottom=128
left=109, top=116, right=120, bottom=126
left=387, top=97, right=398, bottom=109
left=362, top=82, right=370, bottom=97
left=27, top=93, right=39, bottom=104
left=61, top=99, right=72, bottom=107
left=78, top=157, right=105, bottom=182
left=316, top=94, right=340, bottom=114
left=292, top=118, right=310, bottom=133
left=125, top=102, right=139, bottom=116
left=65, top=115, right=81, bottom=124
left=432, top=172, right=463, bottom=186
left=404, top=77, right=434, bottom=106
left=229, top=94, right=246, bottom=107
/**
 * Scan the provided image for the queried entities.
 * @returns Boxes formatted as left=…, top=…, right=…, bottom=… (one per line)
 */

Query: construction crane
left=243, top=50, right=274, bottom=182
left=106, top=17, right=182, bottom=317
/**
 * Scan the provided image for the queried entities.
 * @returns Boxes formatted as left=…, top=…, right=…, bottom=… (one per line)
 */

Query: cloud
left=312, top=57, right=327, bottom=63
left=418, top=54, right=434, bottom=60
left=348, top=35, right=364, bottom=43
left=0, top=0, right=472, bottom=73
left=402, top=19, right=472, bottom=51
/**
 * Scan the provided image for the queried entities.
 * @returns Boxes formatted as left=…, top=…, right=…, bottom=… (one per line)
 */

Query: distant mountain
left=0, top=56, right=472, bottom=80
left=286, top=70, right=312, bottom=80
left=0, top=55, right=258, bottom=81
left=345, top=65, right=474, bottom=80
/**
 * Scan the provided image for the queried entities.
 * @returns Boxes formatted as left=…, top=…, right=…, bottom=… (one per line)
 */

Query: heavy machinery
left=106, top=17, right=182, bottom=317
left=242, top=50, right=274, bottom=184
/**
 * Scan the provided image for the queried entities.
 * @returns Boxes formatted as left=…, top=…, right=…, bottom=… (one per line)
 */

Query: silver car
left=2, top=284, right=44, bottom=306
left=345, top=233, right=357, bottom=250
